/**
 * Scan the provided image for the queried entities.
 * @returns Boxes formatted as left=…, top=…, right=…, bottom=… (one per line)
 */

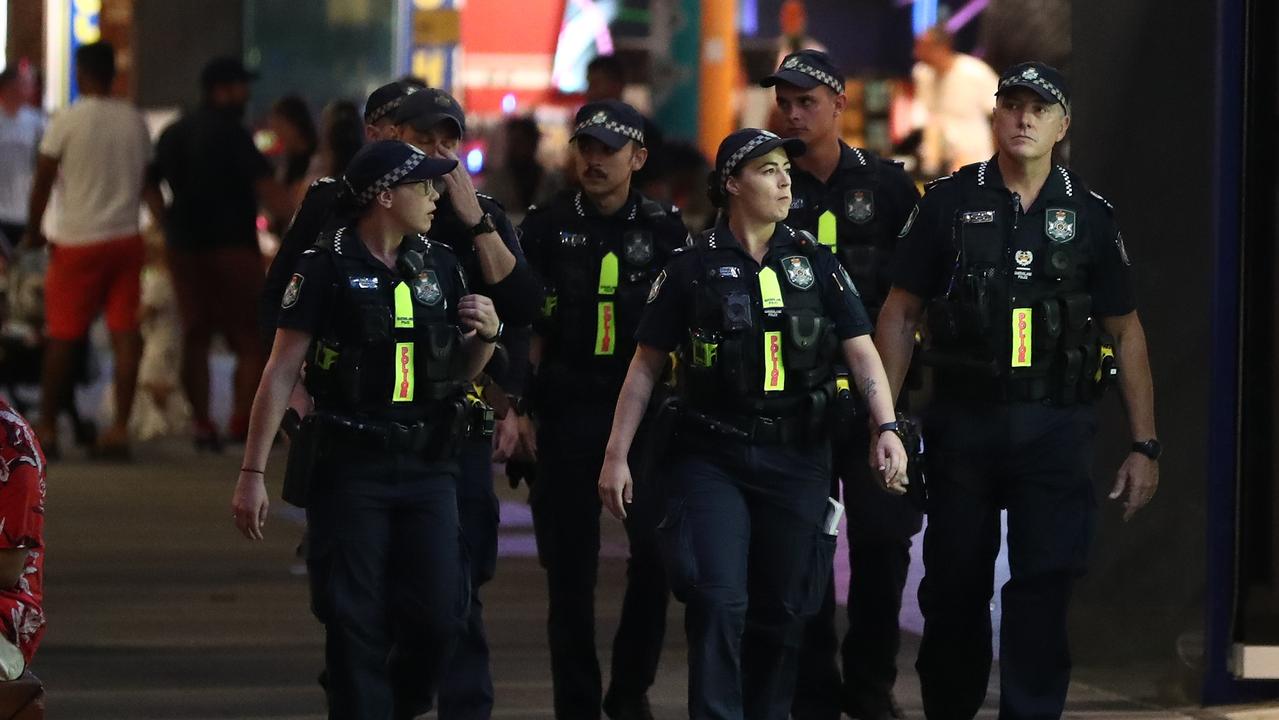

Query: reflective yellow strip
left=393, top=341, right=415, bottom=402
left=598, top=252, right=619, bottom=295
left=818, top=210, right=837, bottom=247
left=1011, top=308, right=1033, bottom=368
left=541, top=294, right=558, bottom=318
left=758, top=267, right=784, bottom=310
left=763, top=330, right=786, bottom=392
left=595, top=301, right=616, bottom=355
left=393, top=282, right=414, bottom=329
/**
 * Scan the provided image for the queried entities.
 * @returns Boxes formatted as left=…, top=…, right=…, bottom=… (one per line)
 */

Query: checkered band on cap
left=781, top=56, right=844, bottom=94
left=367, top=86, right=418, bottom=124
left=1000, top=69, right=1068, bottom=109
left=721, top=131, right=779, bottom=184
left=355, top=150, right=427, bottom=205
left=574, top=112, right=645, bottom=144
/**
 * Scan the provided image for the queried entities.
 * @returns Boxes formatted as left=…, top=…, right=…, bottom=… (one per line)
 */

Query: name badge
left=961, top=211, right=995, bottom=224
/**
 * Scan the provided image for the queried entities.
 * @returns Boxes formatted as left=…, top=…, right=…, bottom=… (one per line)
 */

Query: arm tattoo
left=861, top=376, right=879, bottom=403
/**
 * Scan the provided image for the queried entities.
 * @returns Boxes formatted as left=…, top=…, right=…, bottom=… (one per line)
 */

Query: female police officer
left=598, top=129, right=908, bottom=719
left=231, top=139, right=501, bottom=720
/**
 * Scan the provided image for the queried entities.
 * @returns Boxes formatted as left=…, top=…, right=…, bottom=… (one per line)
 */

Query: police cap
left=759, top=49, right=844, bottom=95
left=341, top=140, right=457, bottom=207
left=393, top=88, right=467, bottom=137
left=996, top=62, right=1070, bottom=111
left=571, top=100, right=646, bottom=150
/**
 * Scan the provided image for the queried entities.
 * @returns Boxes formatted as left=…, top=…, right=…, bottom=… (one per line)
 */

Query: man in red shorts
left=23, top=41, right=164, bottom=458
left=0, top=400, right=45, bottom=680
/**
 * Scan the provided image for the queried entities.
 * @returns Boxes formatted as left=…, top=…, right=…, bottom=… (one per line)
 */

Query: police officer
left=259, top=80, right=422, bottom=348
left=232, top=140, right=503, bottom=720
left=599, top=128, right=909, bottom=719
left=875, top=63, right=1159, bottom=719
left=390, top=87, right=543, bottom=720
left=759, top=49, right=923, bottom=720
left=519, top=100, right=688, bottom=720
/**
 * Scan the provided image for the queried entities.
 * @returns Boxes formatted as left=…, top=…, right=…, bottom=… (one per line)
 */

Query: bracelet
left=240, top=467, right=265, bottom=475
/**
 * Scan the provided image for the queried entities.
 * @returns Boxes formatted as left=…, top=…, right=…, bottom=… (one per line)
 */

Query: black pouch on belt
left=282, top=412, right=323, bottom=508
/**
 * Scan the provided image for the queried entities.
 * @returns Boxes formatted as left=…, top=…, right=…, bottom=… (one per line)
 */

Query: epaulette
left=924, top=174, right=954, bottom=192
left=310, top=176, right=337, bottom=189
left=791, top=227, right=820, bottom=257
left=887, top=159, right=906, bottom=168
left=315, top=227, right=345, bottom=253
left=476, top=192, right=505, bottom=211
left=524, top=202, right=549, bottom=218
left=1088, top=189, right=1115, bottom=213
left=638, top=197, right=668, bottom=221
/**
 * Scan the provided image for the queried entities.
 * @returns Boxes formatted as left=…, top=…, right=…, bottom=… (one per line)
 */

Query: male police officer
left=760, top=49, right=922, bottom=720
left=520, top=100, right=689, bottom=720
left=875, top=63, right=1159, bottom=719
left=391, top=86, right=543, bottom=720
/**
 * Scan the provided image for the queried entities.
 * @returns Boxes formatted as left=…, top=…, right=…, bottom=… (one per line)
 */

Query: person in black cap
left=389, top=86, right=544, bottom=720
left=518, top=99, right=689, bottom=720
left=153, top=56, right=295, bottom=449
left=232, top=139, right=501, bottom=720
left=599, top=128, right=908, bottom=719
left=761, top=48, right=923, bottom=720
left=259, top=80, right=425, bottom=350
left=876, top=61, right=1159, bottom=719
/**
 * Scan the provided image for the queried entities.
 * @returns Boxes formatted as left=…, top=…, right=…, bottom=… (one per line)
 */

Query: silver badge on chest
left=782, top=255, right=815, bottom=290
left=413, top=270, right=443, bottom=306
left=623, top=230, right=654, bottom=266
left=1045, top=209, right=1076, bottom=242
left=846, top=189, right=874, bottom=224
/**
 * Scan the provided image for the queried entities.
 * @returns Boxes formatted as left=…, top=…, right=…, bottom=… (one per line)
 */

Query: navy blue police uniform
left=279, top=148, right=473, bottom=717
left=892, top=143, right=1135, bottom=717
left=787, top=142, right=923, bottom=720
left=639, top=208, right=873, bottom=718
left=521, top=111, right=690, bottom=714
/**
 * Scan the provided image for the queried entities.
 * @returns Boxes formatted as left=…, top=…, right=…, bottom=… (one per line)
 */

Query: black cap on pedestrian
left=393, top=88, right=467, bottom=136
left=996, top=62, right=1070, bottom=111
left=571, top=100, right=645, bottom=150
left=200, top=57, right=258, bottom=92
left=760, top=49, right=844, bottom=95
left=364, top=81, right=418, bottom=125
left=340, top=140, right=457, bottom=207
left=709, top=128, right=806, bottom=206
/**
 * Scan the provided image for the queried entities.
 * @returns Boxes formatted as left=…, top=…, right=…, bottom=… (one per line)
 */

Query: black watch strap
left=877, top=421, right=901, bottom=435
left=1132, top=439, right=1161, bottom=461
left=469, top=213, right=496, bottom=237
left=479, top=321, right=504, bottom=343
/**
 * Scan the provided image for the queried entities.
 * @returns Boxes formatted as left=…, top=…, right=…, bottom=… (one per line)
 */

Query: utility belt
left=677, top=381, right=839, bottom=445
left=312, top=406, right=466, bottom=455
left=925, top=338, right=1118, bottom=407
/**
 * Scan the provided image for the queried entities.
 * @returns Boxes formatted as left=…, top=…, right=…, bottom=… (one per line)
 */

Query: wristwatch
left=877, top=421, right=902, bottom=436
left=469, top=213, right=497, bottom=237
left=479, top=321, right=504, bottom=343
left=1131, top=439, right=1162, bottom=461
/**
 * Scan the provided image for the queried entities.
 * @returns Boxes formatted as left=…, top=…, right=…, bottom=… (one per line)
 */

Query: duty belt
left=679, top=408, right=810, bottom=445
left=314, top=411, right=452, bottom=454
left=932, top=371, right=1059, bottom=405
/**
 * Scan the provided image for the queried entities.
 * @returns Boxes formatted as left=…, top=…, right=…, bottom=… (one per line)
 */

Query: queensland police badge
left=623, top=230, right=654, bottom=266
left=413, top=271, right=442, bottom=306
left=846, top=190, right=874, bottom=224
left=1046, top=209, right=1076, bottom=242
left=782, top=256, right=815, bottom=290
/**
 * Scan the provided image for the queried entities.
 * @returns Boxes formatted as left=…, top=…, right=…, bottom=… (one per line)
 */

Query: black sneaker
left=603, top=693, right=654, bottom=720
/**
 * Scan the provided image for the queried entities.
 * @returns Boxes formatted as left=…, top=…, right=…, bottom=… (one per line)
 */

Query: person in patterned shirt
left=0, top=400, right=45, bottom=679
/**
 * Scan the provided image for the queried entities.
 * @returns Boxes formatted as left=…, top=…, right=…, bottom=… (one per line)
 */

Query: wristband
left=240, top=468, right=264, bottom=475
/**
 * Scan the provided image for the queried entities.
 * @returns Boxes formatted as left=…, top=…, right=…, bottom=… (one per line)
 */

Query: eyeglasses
left=396, top=179, right=444, bottom=196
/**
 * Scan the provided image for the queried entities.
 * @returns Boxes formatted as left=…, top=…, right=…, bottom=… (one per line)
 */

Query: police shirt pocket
left=656, top=500, right=698, bottom=602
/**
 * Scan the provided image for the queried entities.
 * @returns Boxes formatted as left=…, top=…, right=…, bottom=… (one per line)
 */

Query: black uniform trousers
left=306, top=442, right=468, bottom=720
left=660, top=431, right=835, bottom=720
left=438, top=436, right=502, bottom=719
left=793, top=425, right=923, bottom=719
left=916, top=400, right=1097, bottom=720
left=530, top=403, right=670, bottom=719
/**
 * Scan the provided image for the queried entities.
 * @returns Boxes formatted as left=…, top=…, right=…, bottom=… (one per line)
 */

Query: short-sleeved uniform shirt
left=639, top=221, right=872, bottom=353
left=786, top=141, right=920, bottom=313
left=891, top=157, right=1135, bottom=319
left=278, top=227, right=467, bottom=421
left=0, top=402, right=45, bottom=667
left=260, top=177, right=341, bottom=344
left=153, top=106, right=273, bottom=252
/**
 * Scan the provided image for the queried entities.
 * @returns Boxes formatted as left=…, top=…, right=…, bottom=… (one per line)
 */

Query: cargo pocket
left=656, top=499, right=698, bottom=603
left=796, top=530, right=838, bottom=617
left=454, top=528, right=474, bottom=628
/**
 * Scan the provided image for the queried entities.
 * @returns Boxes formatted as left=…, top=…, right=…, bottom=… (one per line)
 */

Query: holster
left=897, top=414, right=928, bottom=512
left=282, top=413, right=323, bottom=508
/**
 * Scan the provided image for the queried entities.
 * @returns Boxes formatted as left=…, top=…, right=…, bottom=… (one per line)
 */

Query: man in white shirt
left=911, top=26, right=1000, bottom=176
left=22, top=41, right=165, bottom=459
left=0, top=67, right=44, bottom=254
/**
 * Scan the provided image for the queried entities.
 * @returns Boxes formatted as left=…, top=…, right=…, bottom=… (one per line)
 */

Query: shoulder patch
left=646, top=269, right=668, bottom=303
left=282, top=273, right=304, bottom=309
left=898, top=204, right=920, bottom=237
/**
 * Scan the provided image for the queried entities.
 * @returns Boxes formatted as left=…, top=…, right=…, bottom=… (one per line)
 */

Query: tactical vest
left=792, top=152, right=897, bottom=313
left=538, top=195, right=672, bottom=382
left=677, top=226, right=839, bottom=418
left=304, top=228, right=468, bottom=415
left=924, top=165, right=1108, bottom=404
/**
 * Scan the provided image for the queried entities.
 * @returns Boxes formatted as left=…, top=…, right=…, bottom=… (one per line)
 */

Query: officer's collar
left=837, top=140, right=871, bottom=170
left=976, top=155, right=1076, bottom=204
left=573, top=189, right=640, bottom=221
left=334, top=224, right=428, bottom=270
left=707, top=219, right=799, bottom=257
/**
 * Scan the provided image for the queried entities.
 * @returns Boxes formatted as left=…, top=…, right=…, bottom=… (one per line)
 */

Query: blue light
left=739, top=0, right=759, bottom=36
left=501, top=93, right=517, bottom=114
left=913, top=0, right=939, bottom=36
left=466, top=149, right=484, bottom=175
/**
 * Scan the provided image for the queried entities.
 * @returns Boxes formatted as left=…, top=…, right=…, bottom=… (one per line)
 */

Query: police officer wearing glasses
left=599, top=128, right=908, bottom=719
left=875, top=63, right=1159, bottom=718
left=232, top=140, right=502, bottom=720
left=760, top=49, right=924, bottom=720
left=520, top=100, right=689, bottom=720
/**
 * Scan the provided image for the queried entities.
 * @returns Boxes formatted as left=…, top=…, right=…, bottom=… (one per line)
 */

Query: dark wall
left=1069, top=0, right=1214, bottom=688
left=133, top=0, right=244, bottom=109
